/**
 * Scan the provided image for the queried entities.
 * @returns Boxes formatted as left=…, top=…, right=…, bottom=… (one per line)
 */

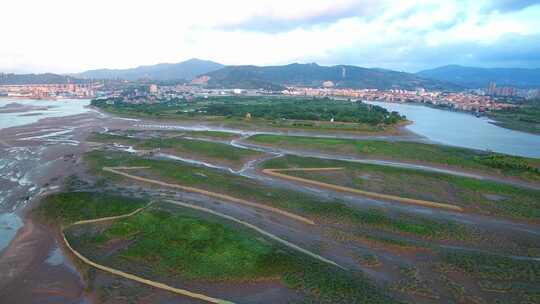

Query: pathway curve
left=262, top=168, right=464, bottom=212
left=102, top=166, right=315, bottom=225
left=61, top=203, right=235, bottom=304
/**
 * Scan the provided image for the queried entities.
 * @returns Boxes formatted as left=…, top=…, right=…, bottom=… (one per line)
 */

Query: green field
left=262, top=155, right=540, bottom=221
left=44, top=192, right=393, bottom=303
left=89, top=132, right=262, bottom=168
left=38, top=192, right=145, bottom=225
left=85, top=150, right=471, bottom=241
left=181, top=130, right=238, bottom=140
left=91, top=96, right=406, bottom=133
left=248, top=134, right=540, bottom=183
left=488, top=103, right=540, bottom=135
left=440, top=249, right=540, bottom=301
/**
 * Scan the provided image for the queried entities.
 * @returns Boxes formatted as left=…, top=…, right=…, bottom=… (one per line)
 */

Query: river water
left=0, top=98, right=90, bottom=253
left=367, top=101, right=540, bottom=158
left=0, top=98, right=91, bottom=129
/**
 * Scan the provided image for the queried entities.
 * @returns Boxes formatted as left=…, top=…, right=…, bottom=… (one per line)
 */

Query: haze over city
left=2, top=0, right=540, bottom=73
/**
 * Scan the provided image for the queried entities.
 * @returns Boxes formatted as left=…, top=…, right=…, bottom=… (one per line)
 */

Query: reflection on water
left=368, top=101, right=540, bottom=158
left=0, top=98, right=90, bottom=130
left=0, top=213, right=23, bottom=253
left=45, top=246, right=64, bottom=266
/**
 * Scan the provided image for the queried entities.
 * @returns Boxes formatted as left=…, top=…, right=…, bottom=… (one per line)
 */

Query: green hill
left=201, top=63, right=457, bottom=90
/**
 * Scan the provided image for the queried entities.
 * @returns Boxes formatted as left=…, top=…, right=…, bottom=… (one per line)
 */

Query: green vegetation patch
left=85, top=150, right=471, bottom=240
left=488, top=102, right=540, bottom=135
left=249, top=134, right=540, bottom=182
left=262, top=155, right=540, bottom=220
left=38, top=192, right=145, bottom=225
left=441, top=249, right=540, bottom=282
left=197, top=96, right=404, bottom=125
left=64, top=199, right=394, bottom=303
left=91, top=96, right=405, bottom=127
left=139, top=137, right=259, bottom=162
left=87, top=209, right=291, bottom=281
left=182, top=130, right=238, bottom=139
left=88, top=132, right=261, bottom=166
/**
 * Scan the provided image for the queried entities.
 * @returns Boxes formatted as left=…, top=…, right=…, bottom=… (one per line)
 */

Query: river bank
left=367, top=101, right=540, bottom=158
left=0, top=99, right=137, bottom=303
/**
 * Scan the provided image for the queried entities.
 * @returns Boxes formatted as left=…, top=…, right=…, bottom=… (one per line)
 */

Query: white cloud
left=0, top=0, right=539, bottom=73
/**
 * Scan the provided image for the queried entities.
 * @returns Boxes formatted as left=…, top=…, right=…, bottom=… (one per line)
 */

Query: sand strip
left=262, top=168, right=464, bottom=212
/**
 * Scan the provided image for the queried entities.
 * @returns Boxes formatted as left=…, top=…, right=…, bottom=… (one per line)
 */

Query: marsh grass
left=85, top=151, right=471, bottom=240
left=249, top=134, right=540, bottom=182
left=262, top=155, right=540, bottom=220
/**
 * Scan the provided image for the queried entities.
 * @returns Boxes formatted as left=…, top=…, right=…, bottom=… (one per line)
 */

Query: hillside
left=200, top=63, right=456, bottom=90
left=0, top=73, right=85, bottom=85
left=417, top=65, right=540, bottom=88
left=76, top=58, right=224, bottom=81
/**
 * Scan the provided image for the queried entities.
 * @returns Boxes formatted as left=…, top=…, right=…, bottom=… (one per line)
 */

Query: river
left=367, top=101, right=540, bottom=158
left=0, top=98, right=91, bottom=129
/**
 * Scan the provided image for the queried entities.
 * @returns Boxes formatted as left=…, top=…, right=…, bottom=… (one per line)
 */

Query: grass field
left=248, top=134, right=540, bottom=183
left=181, top=130, right=239, bottom=140
left=45, top=192, right=394, bottom=303
left=92, top=98, right=404, bottom=134
left=488, top=103, right=540, bottom=135
left=38, top=192, right=145, bottom=225
left=261, top=155, right=540, bottom=221
left=89, top=132, right=262, bottom=168
left=440, top=249, right=540, bottom=302
left=85, top=150, right=471, bottom=241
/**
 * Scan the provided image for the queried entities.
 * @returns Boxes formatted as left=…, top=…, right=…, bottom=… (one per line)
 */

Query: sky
left=1, top=0, right=540, bottom=73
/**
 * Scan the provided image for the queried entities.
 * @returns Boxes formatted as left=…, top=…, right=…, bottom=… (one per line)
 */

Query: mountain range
left=74, top=58, right=224, bottom=81
left=417, top=65, right=540, bottom=88
left=3, top=60, right=540, bottom=90
left=0, top=73, right=85, bottom=85
left=198, top=63, right=456, bottom=90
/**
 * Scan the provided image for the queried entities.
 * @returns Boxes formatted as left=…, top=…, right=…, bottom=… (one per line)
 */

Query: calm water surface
left=0, top=98, right=91, bottom=129
left=368, top=101, right=540, bottom=158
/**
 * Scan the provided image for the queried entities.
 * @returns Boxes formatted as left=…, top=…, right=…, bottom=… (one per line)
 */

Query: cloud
left=315, top=32, right=540, bottom=71
left=214, top=0, right=387, bottom=33
left=483, top=0, right=540, bottom=12
left=1, top=0, right=539, bottom=73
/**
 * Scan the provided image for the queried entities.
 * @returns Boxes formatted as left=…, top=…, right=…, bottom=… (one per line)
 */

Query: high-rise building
left=487, top=82, right=496, bottom=95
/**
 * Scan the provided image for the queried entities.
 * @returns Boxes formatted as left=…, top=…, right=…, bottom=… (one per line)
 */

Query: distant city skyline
left=2, top=0, right=540, bottom=74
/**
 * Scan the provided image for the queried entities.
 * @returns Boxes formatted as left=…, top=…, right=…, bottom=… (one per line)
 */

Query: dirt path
left=61, top=204, right=235, bottom=304
left=164, top=199, right=345, bottom=269
left=262, top=168, right=464, bottom=212
left=61, top=200, right=345, bottom=304
left=103, top=166, right=315, bottom=225
left=233, top=139, right=540, bottom=191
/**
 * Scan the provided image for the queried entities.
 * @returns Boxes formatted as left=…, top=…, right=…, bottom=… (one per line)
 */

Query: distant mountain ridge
left=0, top=73, right=85, bottom=85
left=76, top=58, right=224, bottom=81
left=198, top=63, right=457, bottom=90
left=417, top=65, right=540, bottom=88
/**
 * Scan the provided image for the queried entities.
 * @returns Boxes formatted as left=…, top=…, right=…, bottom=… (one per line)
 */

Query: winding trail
left=164, top=199, right=345, bottom=269
left=61, top=199, right=346, bottom=304
left=61, top=204, right=235, bottom=304
left=232, top=138, right=540, bottom=191
left=106, top=124, right=540, bottom=190
left=102, top=166, right=315, bottom=225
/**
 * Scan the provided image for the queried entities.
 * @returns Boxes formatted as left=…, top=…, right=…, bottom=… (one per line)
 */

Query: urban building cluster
left=0, top=83, right=101, bottom=99
left=101, top=84, right=266, bottom=104
left=4, top=80, right=537, bottom=115
left=282, top=87, right=517, bottom=112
